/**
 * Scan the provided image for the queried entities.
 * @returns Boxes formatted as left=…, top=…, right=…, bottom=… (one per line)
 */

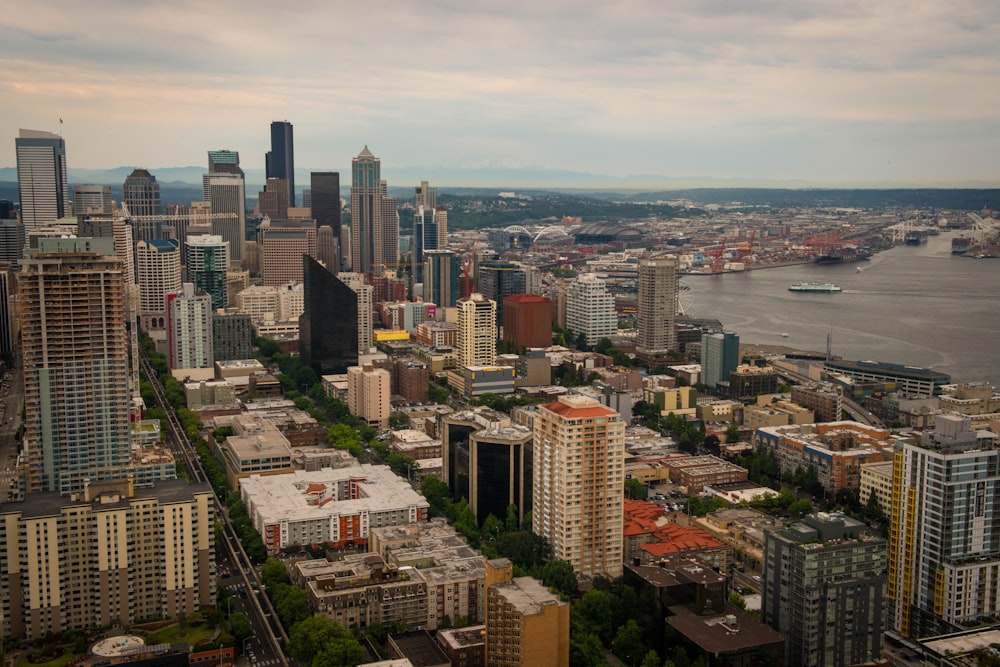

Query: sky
left=3, top=0, right=1000, bottom=186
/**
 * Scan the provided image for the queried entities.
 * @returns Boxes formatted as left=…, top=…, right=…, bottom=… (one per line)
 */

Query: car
left=752, top=575, right=762, bottom=581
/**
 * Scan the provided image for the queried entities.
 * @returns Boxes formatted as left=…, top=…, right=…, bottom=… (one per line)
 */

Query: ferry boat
left=789, top=282, right=842, bottom=293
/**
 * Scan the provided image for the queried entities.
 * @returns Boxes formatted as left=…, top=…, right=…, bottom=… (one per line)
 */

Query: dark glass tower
left=299, top=255, right=359, bottom=373
left=265, top=121, right=295, bottom=206
left=310, top=172, right=341, bottom=239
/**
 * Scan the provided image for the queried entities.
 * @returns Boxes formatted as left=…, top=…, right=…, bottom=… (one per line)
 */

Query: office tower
left=258, top=177, right=291, bottom=221
left=185, top=234, right=229, bottom=309
left=0, top=200, right=13, bottom=219
left=207, top=149, right=243, bottom=176
left=299, top=255, right=359, bottom=373
left=485, top=560, right=570, bottom=667
left=502, top=294, right=552, bottom=351
left=167, top=283, right=213, bottom=370
left=0, top=478, right=215, bottom=639
left=265, top=120, right=295, bottom=206
left=311, top=172, right=342, bottom=239
left=565, top=273, right=616, bottom=346
left=206, top=174, right=246, bottom=265
left=346, top=364, right=391, bottom=429
left=19, top=238, right=131, bottom=495
left=351, top=146, right=398, bottom=275
left=15, top=129, right=69, bottom=231
left=469, top=425, right=533, bottom=525
left=71, top=184, right=112, bottom=216
left=636, top=255, right=679, bottom=365
left=136, top=239, right=182, bottom=332
left=212, top=312, right=253, bottom=361
left=258, top=218, right=315, bottom=285
left=316, top=225, right=336, bottom=272
left=888, top=415, right=1000, bottom=638
left=533, top=394, right=625, bottom=578
left=702, top=331, right=740, bottom=391
left=478, top=261, right=527, bottom=333
left=340, top=225, right=352, bottom=271
left=413, top=205, right=444, bottom=281
left=423, top=249, right=459, bottom=309
left=0, top=272, right=12, bottom=358
left=0, top=220, right=25, bottom=263
left=763, top=513, right=886, bottom=667
left=338, top=272, right=373, bottom=354
left=457, top=293, right=497, bottom=367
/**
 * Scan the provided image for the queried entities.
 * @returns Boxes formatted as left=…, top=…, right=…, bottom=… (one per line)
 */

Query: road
left=0, top=366, right=23, bottom=503
left=138, top=350, right=290, bottom=667
left=772, top=365, right=885, bottom=428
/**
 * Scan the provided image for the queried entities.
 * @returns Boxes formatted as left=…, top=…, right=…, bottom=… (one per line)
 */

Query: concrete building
left=0, top=219, right=25, bottom=263
left=71, top=184, right=112, bottom=216
left=206, top=174, right=246, bottom=265
left=185, top=234, right=229, bottom=309
left=791, top=382, right=844, bottom=422
left=0, top=478, right=214, bottom=640
left=477, top=261, right=527, bottom=331
left=257, top=177, right=290, bottom=221
left=888, top=415, right=1000, bottom=638
left=423, top=249, right=460, bottom=308
left=664, top=456, right=749, bottom=493
left=16, top=129, right=69, bottom=231
left=533, top=395, right=625, bottom=578
left=167, top=283, right=214, bottom=370
left=702, top=331, right=740, bottom=392
left=763, top=512, right=886, bottom=667
left=122, top=169, right=162, bottom=239
left=485, top=559, right=570, bottom=667
left=413, top=205, right=447, bottom=283
left=347, top=364, right=392, bottom=429
left=727, top=364, right=778, bottom=401
left=258, top=218, right=315, bottom=285
left=565, top=273, right=617, bottom=346
left=338, top=271, right=374, bottom=355
left=743, top=401, right=815, bottom=430
left=502, top=294, right=552, bottom=351
left=415, top=321, right=458, bottom=348
left=643, top=385, right=698, bottom=418
left=636, top=255, right=679, bottom=366
left=858, top=460, right=893, bottom=516
left=212, top=312, right=253, bottom=361
left=240, top=466, right=429, bottom=554
left=457, top=293, right=497, bottom=368
left=823, top=358, right=951, bottom=397
left=217, top=413, right=294, bottom=487
left=136, top=239, right=182, bottom=333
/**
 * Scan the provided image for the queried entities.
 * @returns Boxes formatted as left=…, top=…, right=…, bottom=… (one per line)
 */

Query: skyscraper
left=888, top=415, right=1000, bottom=638
left=19, top=238, right=132, bottom=495
left=311, top=172, right=342, bottom=240
left=533, top=394, right=625, bottom=578
left=413, top=205, right=447, bottom=281
left=15, top=129, right=69, bottom=231
left=299, top=255, right=360, bottom=373
left=763, top=512, right=886, bottom=667
left=136, top=238, right=182, bottom=332
left=266, top=121, right=295, bottom=206
left=257, top=177, right=291, bottom=221
left=185, top=234, right=229, bottom=309
left=258, top=218, right=315, bottom=285
left=478, top=261, right=528, bottom=334
left=167, top=283, right=214, bottom=370
left=565, top=273, right=616, bottom=345
left=208, top=149, right=244, bottom=175
left=701, top=331, right=740, bottom=391
left=636, top=255, right=679, bottom=366
left=123, top=168, right=162, bottom=218
left=71, top=184, right=113, bottom=216
left=206, top=174, right=246, bottom=265
left=423, top=249, right=459, bottom=308
left=316, top=225, right=337, bottom=273
left=350, top=147, right=398, bottom=275
left=457, top=293, right=497, bottom=367
left=502, top=294, right=552, bottom=351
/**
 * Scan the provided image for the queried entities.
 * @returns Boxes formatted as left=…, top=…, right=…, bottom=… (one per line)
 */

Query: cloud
left=2, top=0, right=999, bottom=184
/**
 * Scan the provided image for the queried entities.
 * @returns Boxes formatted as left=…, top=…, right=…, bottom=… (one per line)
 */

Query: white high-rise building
left=533, top=394, right=625, bottom=578
left=168, top=283, right=214, bottom=370
left=136, top=239, right=182, bottom=331
left=457, top=293, right=497, bottom=367
left=15, top=129, right=69, bottom=231
left=346, top=364, right=391, bottom=429
left=207, top=174, right=246, bottom=265
left=565, top=273, right=616, bottom=346
left=71, top=184, right=113, bottom=216
left=338, top=272, right=373, bottom=354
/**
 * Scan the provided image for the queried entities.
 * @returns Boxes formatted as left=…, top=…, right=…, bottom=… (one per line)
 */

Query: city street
left=0, top=367, right=23, bottom=502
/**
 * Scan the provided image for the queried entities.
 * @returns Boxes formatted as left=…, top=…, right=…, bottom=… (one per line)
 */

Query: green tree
left=481, top=514, right=504, bottom=543
left=420, top=476, right=454, bottom=518
left=428, top=384, right=449, bottom=404
left=568, top=630, right=608, bottom=667
left=388, top=412, right=409, bottom=430
left=261, top=557, right=290, bottom=589
left=539, top=559, right=579, bottom=599
left=276, top=587, right=311, bottom=628
left=625, top=478, right=647, bottom=500
left=288, top=616, right=364, bottom=667
left=611, top=619, right=646, bottom=665
left=229, top=613, right=253, bottom=646
left=724, top=423, right=741, bottom=443
left=504, top=503, right=520, bottom=532
left=640, top=650, right=661, bottom=667
left=573, top=588, right=618, bottom=644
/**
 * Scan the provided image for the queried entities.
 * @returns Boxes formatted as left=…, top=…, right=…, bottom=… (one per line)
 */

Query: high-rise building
left=423, top=249, right=459, bottom=308
left=468, top=425, right=533, bottom=525
left=702, top=331, right=740, bottom=391
left=338, top=272, right=373, bottom=355
left=0, top=478, right=215, bottom=639
left=763, top=512, right=886, bottom=667
left=266, top=121, right=295, bottom=206
left=258, top=177, right=291, bottom=221
left=636, top=255, right=679, bottom=365
left=888, top=415, right=1000, bottom=638
left=311, top=172, right=341, bottom=241
left=457, top=293, right=497, bottom=367
left=19, top=239, right=131, bottom=494
left=208, top=149, right=243, bottom=176
left=346, top=364, right=391, bottom=429
left=316, top=225, right=337, bottom=273
left=122, top=169, right=163, bottom=232
left=299, top=255, right=359, bottom=373
left=185, top=235, right=229, bottom=310
left=258, top=218, right=316, bottom=286
left=565, top=273, right=616, bottom=346
left=532, top=394, right=625, bottom=578
left=0, top=272, right=13, bottom=359
left=502, top=294, right=552, bottom=351
left=413, top=205, right=446, bottom=281
left=350, top=147, right=397, bottom=275
left=206, top=174, right=246, bottom=265
left=15, top=129, right=69, bottom=231
left=478, top=261, right=527, bottom=333
left=212, top=312, right=253, bottom=361
left=168, top=283, right=214, bottom=370
left=136, top=239, right=182, bottom=332
left=71, top=184, right=112, bottom=216
left=0, top=219, right=25, bottom=263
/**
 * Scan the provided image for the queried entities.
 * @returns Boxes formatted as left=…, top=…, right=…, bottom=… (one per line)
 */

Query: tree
left=573, top=588, right=618, bottom=644
left=640, top=650, right=661, bottom=667
left=625, top=478, right=647, bottom=500
left=388, top=412, right=409, bottom=430
left=481, top=514, right=504, bottom=543
left=420, top=476, right=454, bottom=518
left=611, top=620, right=646, bottom=666
left=504, top=503, right=520, bottom=532
left=725, top=423, right=741, bottom=443
left=539, top=559, right=579, bottom=599
left=276, top=587, right=311, bottom=628
left=288, top=616, right=364, bottom=667
left=230, top=613, right=253, bottom=646
left=261, top=557, right=290, bottom=589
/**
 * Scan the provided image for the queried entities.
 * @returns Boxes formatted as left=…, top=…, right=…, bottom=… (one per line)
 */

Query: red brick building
left=502, top=294, right=552, bottom=351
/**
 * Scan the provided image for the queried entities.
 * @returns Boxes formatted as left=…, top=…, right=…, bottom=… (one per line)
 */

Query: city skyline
left=3, top=1, right=999, bottom=186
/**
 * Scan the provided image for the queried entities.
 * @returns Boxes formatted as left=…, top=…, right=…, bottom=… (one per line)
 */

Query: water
left=683, top=232, right=1000, bottom=387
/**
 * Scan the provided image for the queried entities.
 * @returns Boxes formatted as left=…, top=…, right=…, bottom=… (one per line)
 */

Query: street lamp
left=242, top=636, right=253, bottom=657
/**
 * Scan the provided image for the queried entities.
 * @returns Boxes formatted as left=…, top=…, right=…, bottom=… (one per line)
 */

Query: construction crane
left=707, top=237, right=728, bottom=274
left=735, top=229, right=756, bottom=268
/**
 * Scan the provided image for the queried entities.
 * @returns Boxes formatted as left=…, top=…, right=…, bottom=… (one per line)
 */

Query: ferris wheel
left=678, top=280, right=695, bottom=316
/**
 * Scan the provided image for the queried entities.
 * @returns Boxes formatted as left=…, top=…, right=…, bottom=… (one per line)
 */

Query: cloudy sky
left=3, top=0, right=999, bottom=186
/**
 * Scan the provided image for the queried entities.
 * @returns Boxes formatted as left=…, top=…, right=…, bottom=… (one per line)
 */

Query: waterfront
left=684, top=232, right=1000, bottom=387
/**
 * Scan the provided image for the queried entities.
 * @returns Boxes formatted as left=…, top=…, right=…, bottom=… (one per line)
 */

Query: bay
left=682, top=232, right=1000, bottom=387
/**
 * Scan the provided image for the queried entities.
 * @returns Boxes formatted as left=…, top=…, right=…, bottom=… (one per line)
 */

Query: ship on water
left=815, top=246, right=872, bottom=265
left=789, top=282, right=842, bottom=293
left=952, top=237, right=971, bottom=254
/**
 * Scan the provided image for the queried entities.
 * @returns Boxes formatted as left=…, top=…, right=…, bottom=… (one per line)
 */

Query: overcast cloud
left=3, top=0, right=999, bottom=185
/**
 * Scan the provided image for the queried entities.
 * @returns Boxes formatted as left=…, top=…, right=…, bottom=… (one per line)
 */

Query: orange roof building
left=623, top=499, right=729, bottom=569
